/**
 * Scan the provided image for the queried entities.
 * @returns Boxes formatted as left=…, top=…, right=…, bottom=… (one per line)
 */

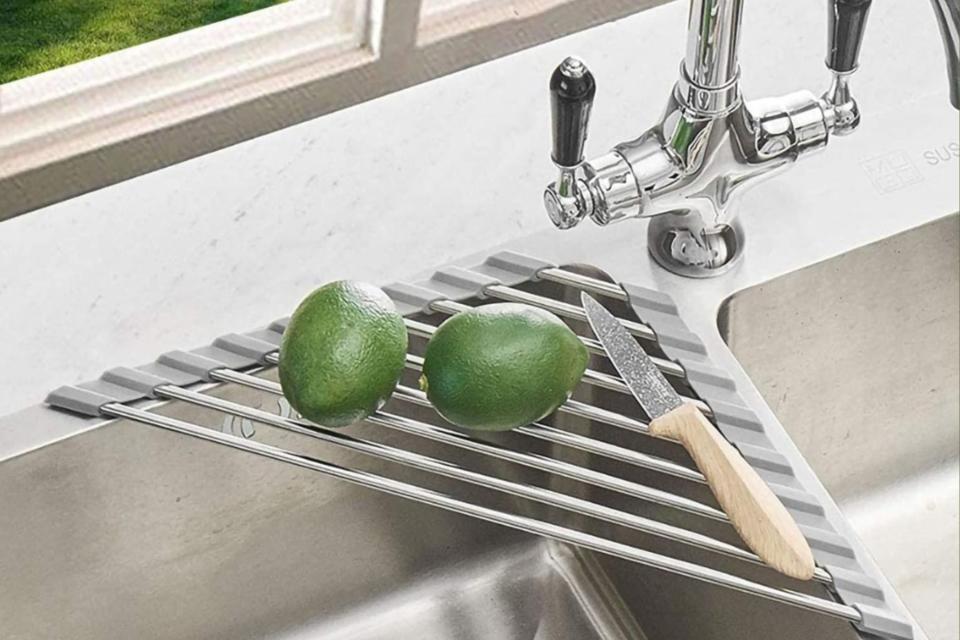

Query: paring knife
left=580, top=292, right=815, bottom=581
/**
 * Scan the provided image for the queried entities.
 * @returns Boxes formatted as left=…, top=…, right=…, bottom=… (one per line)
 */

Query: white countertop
left=0, top=1, right=956, bottom=416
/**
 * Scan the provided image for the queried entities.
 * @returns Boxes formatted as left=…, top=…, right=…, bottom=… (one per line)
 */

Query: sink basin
left=0, top=273, right=865, bottom=640
left=2, top=215, right=956, bottom=639
left=719, top=213, right=960, bottom=640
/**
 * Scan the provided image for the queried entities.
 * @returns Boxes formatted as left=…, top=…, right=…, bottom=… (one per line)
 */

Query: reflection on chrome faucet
left=543, top=0, right=959, bottom=278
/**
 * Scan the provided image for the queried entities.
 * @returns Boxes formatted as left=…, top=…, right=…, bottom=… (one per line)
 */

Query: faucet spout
left=931, top=0, right=960, bottom=109
left=684, top=0, right=744, bottom=90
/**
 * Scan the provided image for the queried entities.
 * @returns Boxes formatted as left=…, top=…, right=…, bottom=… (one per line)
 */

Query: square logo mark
left=860, top=151, right=923, bottom=194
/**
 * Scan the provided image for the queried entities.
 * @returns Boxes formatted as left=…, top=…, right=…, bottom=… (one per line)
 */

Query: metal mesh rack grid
left=46, top=251, right=915, bottom=640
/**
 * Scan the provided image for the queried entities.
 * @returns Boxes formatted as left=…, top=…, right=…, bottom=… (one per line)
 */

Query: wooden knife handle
left=649, top=403, right=815, bottom=580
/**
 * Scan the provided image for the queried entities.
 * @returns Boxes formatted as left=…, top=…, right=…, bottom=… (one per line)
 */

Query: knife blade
left=580, top=291, right=815, bottom=581
left=580, top=292, right=682, bottom=420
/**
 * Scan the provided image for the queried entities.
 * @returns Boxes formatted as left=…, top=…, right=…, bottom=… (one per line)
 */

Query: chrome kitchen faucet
left=544, top=0, right=960, bottom=277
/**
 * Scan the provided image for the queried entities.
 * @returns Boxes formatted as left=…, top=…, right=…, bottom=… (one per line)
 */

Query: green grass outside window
left=0, top=0, right=288, bottom=84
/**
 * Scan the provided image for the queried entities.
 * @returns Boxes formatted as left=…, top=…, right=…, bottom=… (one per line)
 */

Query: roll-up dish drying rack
left=46, top=251, right=916, bottom=640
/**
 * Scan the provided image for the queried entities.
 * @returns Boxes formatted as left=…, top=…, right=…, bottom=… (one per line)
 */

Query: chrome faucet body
left=544, top=0, right=959, bottom=277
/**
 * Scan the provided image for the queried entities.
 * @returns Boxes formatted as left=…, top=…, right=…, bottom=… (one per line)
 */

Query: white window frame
left=0, top=0, right=663, bottom=222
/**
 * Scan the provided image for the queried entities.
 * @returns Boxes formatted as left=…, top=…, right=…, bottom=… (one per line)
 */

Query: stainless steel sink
left=2, top=213, right=957, bottom=639
left=719, top=213, right=960, bottom=640
left=0, top=273, right=865, bottom=640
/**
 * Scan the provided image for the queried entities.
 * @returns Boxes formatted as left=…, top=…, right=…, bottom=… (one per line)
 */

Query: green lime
left=279, top=281, right=407, bottom=427
left=421, top=303, right=588, bottom=431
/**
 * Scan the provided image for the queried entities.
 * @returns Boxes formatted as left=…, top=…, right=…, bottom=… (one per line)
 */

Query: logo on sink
left=220, top=397, right=299, bottom=439
left=860, top=151, right=924, bottom=194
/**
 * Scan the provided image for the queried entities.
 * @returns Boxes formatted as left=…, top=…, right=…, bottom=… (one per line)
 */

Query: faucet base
left=647, top=215, right=744, bottom=278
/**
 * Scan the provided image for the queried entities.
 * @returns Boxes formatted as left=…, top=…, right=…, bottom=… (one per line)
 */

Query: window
left=0, top=0, right=664, bottom=221
left=0, top=0, right=363, bottom=84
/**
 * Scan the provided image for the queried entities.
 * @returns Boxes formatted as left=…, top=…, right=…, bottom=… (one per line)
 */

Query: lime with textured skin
left=422, top=303, right=589, bottom=431
left=279, top=281, right=407, bottom=427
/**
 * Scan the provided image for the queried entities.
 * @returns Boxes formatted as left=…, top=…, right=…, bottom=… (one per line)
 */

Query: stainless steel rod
left=104, top=403, right=854, bottom=621
left=577, top=335, right=609, bottom=357
left=562, top=398, right=651, bottom=434
left=536, top=267, right=630, bottom=302
left=360, top=420, right=737, bottom=559
left=582, top=367, right=634, bottom=393
left=213, top=367, right=725, bottom=522
left=391, top=385, right=700, bottom=482
left=226, top=363, right=700, bottom=483
left=483, top=284, right=656, bottom=342
left=150, top=385, right=782, bottom=572
left=201, top=370, right=832, bottom=584
left=404, top=318, right=437, bottom=340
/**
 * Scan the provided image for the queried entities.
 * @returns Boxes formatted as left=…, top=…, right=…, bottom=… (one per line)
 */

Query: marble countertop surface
left=0, top=1, right=956, bottom=416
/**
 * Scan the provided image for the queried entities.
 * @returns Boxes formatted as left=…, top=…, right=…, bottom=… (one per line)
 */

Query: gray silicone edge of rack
left=44, top=250, right=912, bottom=640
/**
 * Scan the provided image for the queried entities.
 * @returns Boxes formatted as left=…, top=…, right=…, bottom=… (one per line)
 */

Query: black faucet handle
left=827, top=0, right=873, bottom=74
left=550, top=57, right=596, bottom=168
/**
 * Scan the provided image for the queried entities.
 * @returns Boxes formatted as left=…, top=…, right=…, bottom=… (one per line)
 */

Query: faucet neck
left=931, top=0, right=960, bottom=109
left=683, top=0, right=745, bottom=89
